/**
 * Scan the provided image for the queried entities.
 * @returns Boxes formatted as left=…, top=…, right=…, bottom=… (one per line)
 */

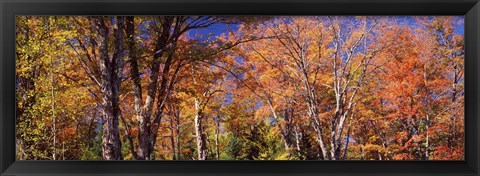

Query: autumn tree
left=16, top=16, right=97, bottom=160
left=16, top=16, right=464, bottom=161
left=236, top=16, right=395, bottom=160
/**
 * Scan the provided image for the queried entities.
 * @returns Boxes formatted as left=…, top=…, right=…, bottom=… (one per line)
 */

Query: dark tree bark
left=123, top=16, right=225, bottom=160
left=90, top=16, right=126, bottom=160
left=133, top=17, right=174, bottom=160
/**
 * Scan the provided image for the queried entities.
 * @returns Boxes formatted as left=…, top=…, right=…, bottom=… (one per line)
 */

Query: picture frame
left=1, top=0, right=479, bottom=175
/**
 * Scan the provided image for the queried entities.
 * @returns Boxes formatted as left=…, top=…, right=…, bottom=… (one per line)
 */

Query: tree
left=16, top=16, right=464, bottom=160
left=236, top=16, right=393, bottom=160
left=16, top=16, right=97, bottom=160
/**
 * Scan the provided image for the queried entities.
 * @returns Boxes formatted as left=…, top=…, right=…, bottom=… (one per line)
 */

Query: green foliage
left=80, top=135, right=102, bottom=160
left=221, top=122, right=287, bottom=160
left=224, top=135, right=244, bottom=160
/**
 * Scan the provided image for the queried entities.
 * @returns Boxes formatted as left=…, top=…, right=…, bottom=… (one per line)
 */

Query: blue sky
left=186, top=16, right=464, bottom=40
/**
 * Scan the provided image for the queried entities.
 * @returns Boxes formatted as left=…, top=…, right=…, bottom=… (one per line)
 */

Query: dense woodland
left=15, top=16, right=464, bottom=160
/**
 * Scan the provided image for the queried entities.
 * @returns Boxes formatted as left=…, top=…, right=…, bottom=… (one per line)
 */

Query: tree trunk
left=304, top=87, right=328, bottom=159
left=170, top=118, right=176, bottom=160
left=124, top=16, right=141, bottom=160
left=124, top=16, right=216, bottom=160
left=50, top=44, right=56, bottom=160
left=423, top=63, right=430, bottom=160
left=266, top=99, right=296, bottom=153
left=425, top=114, right=429, bottom=160
left=294, top=125, right=302, bottom=154
left=215, top=117, right=220, bottom=160
left=175, top=109, right=181, bottom=160
left=133, top=17, right=174, bottom=160
left=90, top=16, right=125, bottom=160
left=311, top=118, right=329, bottom=160
left=149, top=40, right=181, bottom=159
left=194, top=99, right=208, bottom=160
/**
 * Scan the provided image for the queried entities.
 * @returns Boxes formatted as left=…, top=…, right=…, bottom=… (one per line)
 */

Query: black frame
left=1, top=0, right=479, bottom=176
